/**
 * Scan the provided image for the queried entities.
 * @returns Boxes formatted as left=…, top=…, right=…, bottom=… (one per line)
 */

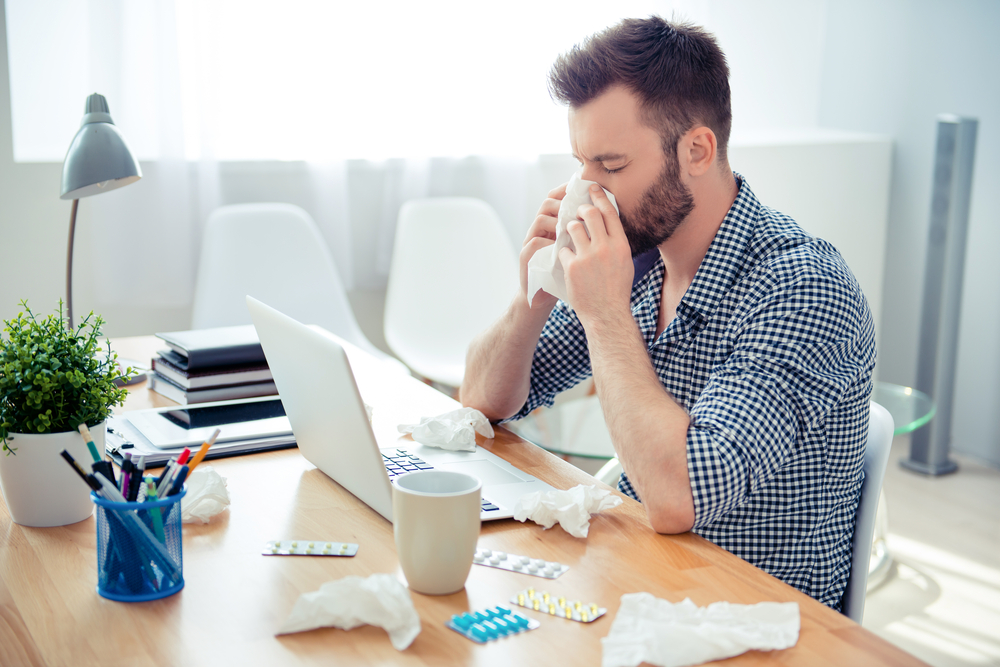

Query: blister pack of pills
left=472, top=547, right=568, bottom=579
left=446, top=606, right=540, bottom=644
left=262, top=540, right=358, bottom=556
left=510, top=588, right=606, bottom=623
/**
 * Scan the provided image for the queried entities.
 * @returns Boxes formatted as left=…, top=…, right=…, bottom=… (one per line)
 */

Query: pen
left=60, top=450, right=102, bottom=492
left=155, top=460, right=176, bottom=488
left=128, top=456, right=145, bottom=502
left=156, top=463, right=182, bottom=498
left=77, top=423, right=102, bottom=463
left=167, top=465, right=189, bottom=496
left=187, top=428, right=221, bottom=473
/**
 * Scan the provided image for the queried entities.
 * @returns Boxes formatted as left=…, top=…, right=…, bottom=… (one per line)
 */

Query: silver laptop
left=247, top=296, right=555, bottom=522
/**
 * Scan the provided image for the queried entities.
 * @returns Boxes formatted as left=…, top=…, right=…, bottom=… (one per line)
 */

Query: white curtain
left=4, top=0, right=698, bottom=326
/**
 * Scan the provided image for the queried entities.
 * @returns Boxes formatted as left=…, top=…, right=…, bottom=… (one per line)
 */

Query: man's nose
left=579, top=164, right=608, bottom=188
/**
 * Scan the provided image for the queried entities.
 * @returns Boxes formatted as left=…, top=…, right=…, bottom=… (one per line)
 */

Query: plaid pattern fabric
left=507, top=175, right=875, bottom=610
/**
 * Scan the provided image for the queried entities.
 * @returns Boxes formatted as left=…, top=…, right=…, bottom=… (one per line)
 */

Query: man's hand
left=520, top=184, right=566, bottom=312
left=557, top=183, right=634, bottom=325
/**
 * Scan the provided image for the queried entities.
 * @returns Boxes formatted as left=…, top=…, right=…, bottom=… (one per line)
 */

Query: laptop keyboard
left=382, top=449, right=500, bottom=513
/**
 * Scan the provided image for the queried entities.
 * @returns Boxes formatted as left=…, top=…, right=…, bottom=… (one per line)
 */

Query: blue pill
left=452, top=614, right=473, bottom=630
left=470, top=624, right=489, bottom=642
left=481, top=620, right=499, bottom=638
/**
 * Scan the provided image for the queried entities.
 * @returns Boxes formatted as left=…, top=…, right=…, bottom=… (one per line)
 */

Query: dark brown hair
left=548, top=16, right=732, bottom=162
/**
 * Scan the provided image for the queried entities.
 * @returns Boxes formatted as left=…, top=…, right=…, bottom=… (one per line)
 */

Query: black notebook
left=156, top=325, right=267, bottom=370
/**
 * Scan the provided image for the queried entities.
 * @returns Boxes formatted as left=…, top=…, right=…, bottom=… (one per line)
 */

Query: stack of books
left=149, top=325, right=278, bottom=404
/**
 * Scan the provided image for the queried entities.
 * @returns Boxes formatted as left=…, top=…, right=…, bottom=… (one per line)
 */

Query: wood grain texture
left=0, top=336, right=929, bottom=666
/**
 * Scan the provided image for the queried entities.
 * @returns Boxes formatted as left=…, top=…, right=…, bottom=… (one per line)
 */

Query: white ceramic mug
left=392, top=470, right=481, bottom=595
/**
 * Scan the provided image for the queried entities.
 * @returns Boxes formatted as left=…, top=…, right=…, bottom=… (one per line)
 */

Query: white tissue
left=513, top=484, right=623, bottom=538
left=277, top=573, right=421, bottom=651
left=398, top=407, right=494, bottom=452
left=526, top=170, right=619, bottom=307
left=180, top=466, right=231, bottom=524
left=601, top=594, right=800, bottom=667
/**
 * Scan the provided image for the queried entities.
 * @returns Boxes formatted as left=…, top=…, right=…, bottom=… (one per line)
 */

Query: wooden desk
left=0, top=336, right=925, bottom=667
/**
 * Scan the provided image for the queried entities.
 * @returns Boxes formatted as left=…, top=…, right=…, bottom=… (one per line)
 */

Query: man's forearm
left=460, top=295, right=553, bottom=422
left=586, top=311, right=695, bottom=534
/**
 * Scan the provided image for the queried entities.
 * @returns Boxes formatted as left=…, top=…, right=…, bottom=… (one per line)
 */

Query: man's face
left=568, top=86, right=694, bottom=256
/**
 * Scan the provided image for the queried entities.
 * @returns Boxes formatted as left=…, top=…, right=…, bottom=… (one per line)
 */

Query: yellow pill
left=542, top=592, right=550, bottom=603
left=518, top=594, right=525, bottom=605
left=527, top=587, right=535, bottom=598
left=574, top=601, right=582, bottom=611
left=291, top=541, right=298, bottom=548
left=558, top=596, right=566, bottom=607
left=549, top=603, right=556, bottom=614
left=308, top=542, right=314, bottom=548
left=581, top=611, right=589, bottom=622
left=533, top=599, right=540, bottom=611
left=591, top=604, right=599, bottom=615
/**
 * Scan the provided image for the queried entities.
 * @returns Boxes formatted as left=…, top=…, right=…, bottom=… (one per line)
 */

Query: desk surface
left=0, top=336, right=925, bottom=667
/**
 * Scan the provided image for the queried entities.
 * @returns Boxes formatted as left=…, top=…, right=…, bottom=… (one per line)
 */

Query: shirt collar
left=628, top=173, right=761, bottom=336
left=677, top=173, right=760, bottom=323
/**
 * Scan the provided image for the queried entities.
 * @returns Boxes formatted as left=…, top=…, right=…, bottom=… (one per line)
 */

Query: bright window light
left=7, top=0, right=669, bottom=162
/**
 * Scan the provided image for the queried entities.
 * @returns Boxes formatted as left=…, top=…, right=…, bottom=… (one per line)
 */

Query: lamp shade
left=60, top=93, right=141, bottom=200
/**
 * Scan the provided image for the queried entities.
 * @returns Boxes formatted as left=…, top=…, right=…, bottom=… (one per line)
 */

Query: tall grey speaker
left=903, top=115, right=979, bottom=476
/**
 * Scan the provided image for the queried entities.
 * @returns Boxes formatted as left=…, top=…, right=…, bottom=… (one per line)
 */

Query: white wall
left=818, top=0, right=1000, bottom=465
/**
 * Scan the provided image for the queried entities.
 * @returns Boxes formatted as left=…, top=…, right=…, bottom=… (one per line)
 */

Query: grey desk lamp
left=60, top=93, right=144, bottom=383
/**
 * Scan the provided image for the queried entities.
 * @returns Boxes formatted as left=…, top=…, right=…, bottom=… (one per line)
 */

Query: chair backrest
left=384, top=197, right=518, bottom=386
left=841, top=400, right=895, bottom=623
left=192, top=203, right=385, bottom=361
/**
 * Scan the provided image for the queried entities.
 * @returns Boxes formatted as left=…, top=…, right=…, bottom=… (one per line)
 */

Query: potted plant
left=0, top=300, right=130, bottom=527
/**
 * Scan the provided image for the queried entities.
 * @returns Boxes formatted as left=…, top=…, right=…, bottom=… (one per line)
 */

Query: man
left=460, top=16, right=875, bottom=610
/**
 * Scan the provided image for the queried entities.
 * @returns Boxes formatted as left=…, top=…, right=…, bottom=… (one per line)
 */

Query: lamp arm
left=66, top=199, right=79, bottom=331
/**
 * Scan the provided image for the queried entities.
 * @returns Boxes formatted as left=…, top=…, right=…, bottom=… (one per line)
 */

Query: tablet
left=123, top=396, right=292, bottom=449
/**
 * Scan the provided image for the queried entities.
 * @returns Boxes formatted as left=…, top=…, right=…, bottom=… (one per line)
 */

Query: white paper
left=513, top=483, right=623, bottom=538
left=277, top=573, right=421, bottom=651
left=397, top=407, right=494, bottom=452
left=601, top=594, right=800, bottom=667
left=526, top=170, right=619, bottom=307
left=180, top=466, right=231, bottom=524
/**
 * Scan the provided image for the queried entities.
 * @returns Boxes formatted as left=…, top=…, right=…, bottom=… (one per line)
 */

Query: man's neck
left=657, top=166, right=739, bottom=290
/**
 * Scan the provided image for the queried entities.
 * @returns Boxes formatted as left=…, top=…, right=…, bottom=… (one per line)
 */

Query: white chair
left=384, top=197, right=519, bottom=387
left=192, top=203, right=401, bottom=368
left=842, top=400, right=894, bottom=623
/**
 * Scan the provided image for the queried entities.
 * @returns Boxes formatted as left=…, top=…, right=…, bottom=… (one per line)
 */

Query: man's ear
left=681, top=126, right=717, bottom=177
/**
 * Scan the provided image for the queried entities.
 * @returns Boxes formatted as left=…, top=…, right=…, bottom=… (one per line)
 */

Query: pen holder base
left=92, top=489, right=186, bottom=602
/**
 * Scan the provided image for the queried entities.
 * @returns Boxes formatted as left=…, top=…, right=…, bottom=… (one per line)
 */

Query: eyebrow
left=573, top=152, right=628, bottom=163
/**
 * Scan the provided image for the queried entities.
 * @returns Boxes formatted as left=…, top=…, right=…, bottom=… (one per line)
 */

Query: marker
left=145, top=478, right=165, bottom=543
left=77, top=423, right=102, bottom=463
left=120, top=452, right=133, bottom=495
left=127, top=456, right=146, bottom=502
left=176, top=448, right=192, bottom=466
left=187, top=428, right=221, bottom=472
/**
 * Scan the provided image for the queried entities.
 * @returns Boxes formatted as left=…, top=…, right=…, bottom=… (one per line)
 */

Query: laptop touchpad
left=437, top=460, right=526, bottom=486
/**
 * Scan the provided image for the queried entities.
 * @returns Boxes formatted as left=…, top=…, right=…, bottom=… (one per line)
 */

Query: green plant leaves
left=1, top=300, right=130, bottom=454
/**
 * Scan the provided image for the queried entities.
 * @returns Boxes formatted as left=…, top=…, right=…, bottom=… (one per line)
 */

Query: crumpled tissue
left=513, top=484, right=623, bottom=538
left=277, top=573, right=421, bottom=651
left=180, top=466, right=231, bottom=524
left=526, top=170, right=619, bottom=307
left=398, top=407, right=494, bottom=453
left=601, top=593, right=800, bottom=667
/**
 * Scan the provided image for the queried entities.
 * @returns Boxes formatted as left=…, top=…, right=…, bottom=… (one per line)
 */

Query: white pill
left=489, top=556, right=500, bottom=564
left=481, top=549, right=492, bottom=557
left=497, top=552, right=507, bottom=560
left=520, top=556, right=530, bottom=565
left=474, top=554, right=485, bottom=563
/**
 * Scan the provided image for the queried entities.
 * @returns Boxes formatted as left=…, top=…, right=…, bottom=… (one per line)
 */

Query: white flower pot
left=0, top=422, right=106, bottom=527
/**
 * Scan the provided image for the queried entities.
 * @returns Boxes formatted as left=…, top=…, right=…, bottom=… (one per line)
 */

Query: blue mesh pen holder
left=92, top=488, right=186, bottom=601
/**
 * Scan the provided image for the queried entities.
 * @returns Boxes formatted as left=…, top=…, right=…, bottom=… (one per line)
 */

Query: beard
left=617, top=155, right=694, bottom=257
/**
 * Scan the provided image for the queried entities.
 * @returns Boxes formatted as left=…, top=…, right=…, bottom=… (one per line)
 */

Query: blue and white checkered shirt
left=509, top=175, right=875, bottom=610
